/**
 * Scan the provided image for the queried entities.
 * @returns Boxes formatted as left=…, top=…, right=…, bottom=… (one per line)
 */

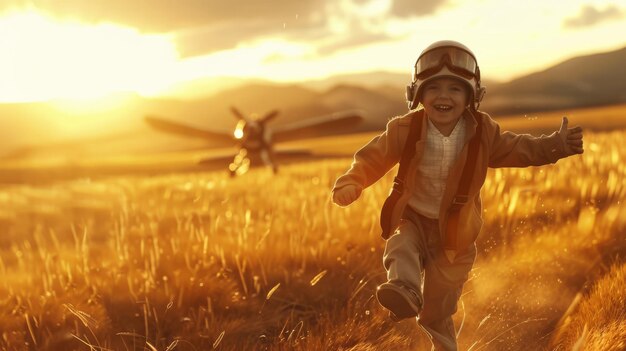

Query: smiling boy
left=331, top=40, right=584, bottom=350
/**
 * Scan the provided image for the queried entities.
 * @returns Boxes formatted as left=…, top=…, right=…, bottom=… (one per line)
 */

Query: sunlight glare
left=0, top=10, right=179, bottom=102
left=177, top=39, right=311, bottom=82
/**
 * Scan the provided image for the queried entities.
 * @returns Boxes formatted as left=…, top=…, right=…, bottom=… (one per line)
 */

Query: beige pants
left=383, top=207, right=476, bottom=351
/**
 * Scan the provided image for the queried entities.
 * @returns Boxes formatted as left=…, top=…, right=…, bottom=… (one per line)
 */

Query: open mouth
left=434, top=104, right=453, bottom=112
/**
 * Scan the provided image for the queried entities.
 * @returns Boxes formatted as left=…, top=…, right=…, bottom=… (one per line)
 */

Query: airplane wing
left=271, top=110, right=364, bottom=144
left=145, top=115, right=234, bottom=146
left=195, top=149, right=348, bottom=172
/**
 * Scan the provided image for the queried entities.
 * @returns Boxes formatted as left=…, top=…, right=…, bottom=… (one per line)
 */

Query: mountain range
left=482, top=46, right=626, bottom=114
left=1, top=45, right=625, bottom=158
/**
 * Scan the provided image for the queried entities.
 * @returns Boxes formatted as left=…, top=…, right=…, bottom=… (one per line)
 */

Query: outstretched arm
left=488, top=115, right=583, bottom=168
left=331, top=118, right=404, bottom=206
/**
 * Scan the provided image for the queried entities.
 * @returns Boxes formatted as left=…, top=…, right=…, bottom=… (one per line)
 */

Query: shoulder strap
left=394, top=111, right=423, bottom=191
left=444, top=110, right=483, bottom=250
left=380, top=111, right=423, bottom=238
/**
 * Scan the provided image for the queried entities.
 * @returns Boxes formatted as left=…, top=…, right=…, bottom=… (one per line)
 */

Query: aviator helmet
left=406, top=40, right=486, bottom=110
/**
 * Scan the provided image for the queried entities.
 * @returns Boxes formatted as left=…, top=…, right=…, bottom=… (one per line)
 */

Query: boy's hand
left=333, top=184, right=362, bottom=207
left=558, top=117, right=584, bottom=155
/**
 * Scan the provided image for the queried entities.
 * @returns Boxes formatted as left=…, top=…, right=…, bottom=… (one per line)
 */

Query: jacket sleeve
left=332, top=117, right=403, bottom=192
left=486, top=114, right=567, bottom=168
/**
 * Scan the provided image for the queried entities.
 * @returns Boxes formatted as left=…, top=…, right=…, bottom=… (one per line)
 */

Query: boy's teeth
left=435, top=105, right=452, bottom=111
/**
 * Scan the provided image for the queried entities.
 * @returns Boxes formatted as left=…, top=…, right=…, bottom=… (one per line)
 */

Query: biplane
left=145, top=107, right=363, bottom=176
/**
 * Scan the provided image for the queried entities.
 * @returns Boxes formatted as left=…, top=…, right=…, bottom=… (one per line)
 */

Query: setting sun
left=0, top=10, right=179, bottom=102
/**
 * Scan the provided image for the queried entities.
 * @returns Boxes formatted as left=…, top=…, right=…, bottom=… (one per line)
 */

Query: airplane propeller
left=231, top=107, right=279, bottom=141
left=230, top=106, right=250, bottom=123
left=259, top=109, right=279, bottom=124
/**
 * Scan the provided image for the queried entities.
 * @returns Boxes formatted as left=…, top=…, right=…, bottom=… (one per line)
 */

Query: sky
left=0, top=0, right=625, bottom=102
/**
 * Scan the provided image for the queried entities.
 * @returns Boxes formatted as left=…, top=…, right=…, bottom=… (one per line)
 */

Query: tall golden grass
left=550, top=262, right=626, bottom=351
left=0, top=127, right=624, bottom=350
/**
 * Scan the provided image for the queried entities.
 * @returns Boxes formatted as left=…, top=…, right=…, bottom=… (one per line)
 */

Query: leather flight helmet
left=406, top=40, right=486, bottom=110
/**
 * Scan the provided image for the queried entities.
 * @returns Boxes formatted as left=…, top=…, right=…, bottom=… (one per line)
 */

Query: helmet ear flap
left=475, top=86, right=486, bottom=108
left=406, top=82, right=419, bottom=110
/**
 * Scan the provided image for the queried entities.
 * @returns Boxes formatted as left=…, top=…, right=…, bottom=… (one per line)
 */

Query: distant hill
left=161, top=76, right=273, bottom=100
left=1, top=45, right=625, bottom=159
left=307, top=71, right=409, bottom=91
left=0, top=83, right=401, bottom=159
left=482, top=46, right=626, bottom=114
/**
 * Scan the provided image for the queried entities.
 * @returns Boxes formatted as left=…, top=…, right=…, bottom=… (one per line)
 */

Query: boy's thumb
left=559, top=116, right=568, bottom=133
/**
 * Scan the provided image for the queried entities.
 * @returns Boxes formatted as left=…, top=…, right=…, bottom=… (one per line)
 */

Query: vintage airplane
left=144, top=107, right=363, bottom=176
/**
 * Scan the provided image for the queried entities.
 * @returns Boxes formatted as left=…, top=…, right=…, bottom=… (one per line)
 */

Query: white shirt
left=408, top=117, right=467, bottom=219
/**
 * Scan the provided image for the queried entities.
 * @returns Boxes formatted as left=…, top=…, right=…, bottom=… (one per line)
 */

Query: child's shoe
left=376, top=282, right=422, bottom=321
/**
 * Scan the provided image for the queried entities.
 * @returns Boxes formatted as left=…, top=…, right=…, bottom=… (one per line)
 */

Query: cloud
left=174, top=23, right=276, bottom=58
left=317, top=32, right=392, bottom=56
left=0, top=0, right=426, bottom=58
left=563, top=4, right=625, bottom=29
left=390, top=0, right=449, bottom=17
left=310, top=2, right=409, bottom=56
left=0, top=0, right=322, bottom=32
left=0, top=1, right=334, bottom=57
left=171, top=0, right=409, bottom=58
left=174, top=15, right=329, bottom=58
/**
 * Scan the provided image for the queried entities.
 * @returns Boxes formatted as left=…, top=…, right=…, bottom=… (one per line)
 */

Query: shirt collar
left=427, top=117, right=465, bottom=138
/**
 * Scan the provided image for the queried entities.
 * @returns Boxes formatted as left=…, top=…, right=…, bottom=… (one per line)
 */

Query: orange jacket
left=332, top=108, right=568, bottom=257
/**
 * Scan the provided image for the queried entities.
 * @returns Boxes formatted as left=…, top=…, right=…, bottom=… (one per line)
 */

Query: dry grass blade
left=287, top=320, right=304, bottom=346
left=213, top=330, right=225, bottom=349
left=146, top=341, right=158, bottom=351
left=63, top=304, right=105, bottom=350
left=235, top=254, right=249, bottom=296
left=70, top=333, right=114, bottom=351
left=116, top=332, right=147, bottom=339
left=571, top=324, right=588, bottom=351
left=456, top=300, right=466, bottom=338
left=310, top=270, right=327, bottom=286
left=63, top=304, right=96, bottom=327
left=266, top=283, right=281, bottom=300
left=549, top=292, right=583, bottom=346
left=24, top=313, right=38, bottom=347
left=467, top=318, right=548, bottom=351
left=165, top=339, right=179, bottom=351
left=477, top=314, right=491, bottom=330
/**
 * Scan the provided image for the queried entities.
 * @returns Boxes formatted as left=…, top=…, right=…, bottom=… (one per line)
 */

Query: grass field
left=0, top=108, right=625, bottom=350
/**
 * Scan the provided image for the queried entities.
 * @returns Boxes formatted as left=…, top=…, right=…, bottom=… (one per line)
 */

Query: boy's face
left=421, top=77, right=469, bottom=135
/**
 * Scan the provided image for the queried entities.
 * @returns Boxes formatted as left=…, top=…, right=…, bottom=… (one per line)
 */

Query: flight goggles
left=414, top=46, right=478, bottom=80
